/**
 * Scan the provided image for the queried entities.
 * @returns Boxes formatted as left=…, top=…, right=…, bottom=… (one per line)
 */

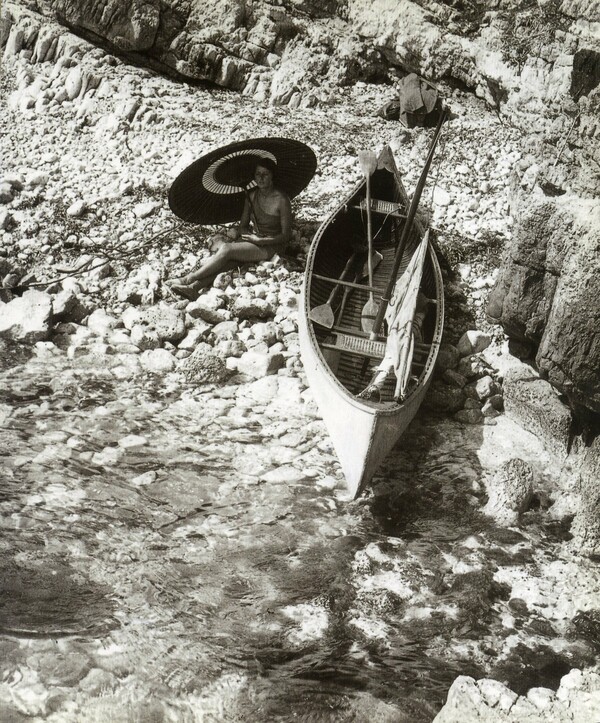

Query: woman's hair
left=254, top=157, right=278, bottom=182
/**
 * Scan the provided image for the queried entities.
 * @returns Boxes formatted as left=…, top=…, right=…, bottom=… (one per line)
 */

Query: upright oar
left=369, top=107, right=447, bottom=340
left=357, top=150, right=379, bottom=332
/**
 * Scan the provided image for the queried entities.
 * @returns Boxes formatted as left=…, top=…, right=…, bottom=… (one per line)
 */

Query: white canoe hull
left=299, top=245, right=443, bottom=498
left=298, top=144, right=445, bottom=498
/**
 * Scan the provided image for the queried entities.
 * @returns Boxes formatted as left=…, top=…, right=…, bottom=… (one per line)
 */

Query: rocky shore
left=1, top=2, right=600, bottom=722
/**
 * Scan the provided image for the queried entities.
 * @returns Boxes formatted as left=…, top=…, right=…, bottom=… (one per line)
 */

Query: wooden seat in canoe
left=311, top=274, right=380, bottom=294
left=349, top=198, right=407, bottom=218
left=321, top=331, right=431, bottom=363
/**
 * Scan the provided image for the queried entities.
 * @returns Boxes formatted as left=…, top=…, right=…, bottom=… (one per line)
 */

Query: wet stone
left=118, top=434, right=148, bottom=448
left=28, top=650, right=91, bottom=686
left=0, top=700, right=29, bottom=722
left=78, top=667, right=118, bottom=696
left=92, top=446, right=124, bottom=466
left=146, top=475, right=220, bottom=514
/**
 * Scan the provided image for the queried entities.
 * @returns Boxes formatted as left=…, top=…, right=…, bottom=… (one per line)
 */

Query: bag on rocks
left=377, top=73, right=441, bottom=128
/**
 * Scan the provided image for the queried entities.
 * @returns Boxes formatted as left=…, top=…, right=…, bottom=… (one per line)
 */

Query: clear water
left=0, top=342, right=595, bottom=722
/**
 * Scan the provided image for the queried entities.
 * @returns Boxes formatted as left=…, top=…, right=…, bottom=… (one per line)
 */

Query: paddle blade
left=309, top=304, right=335, bottom=328
left=358, top=150, right=378, bottom=177
left=361, top=250, right=383, bottom=278
left=361, top=298, right=379, bottom=333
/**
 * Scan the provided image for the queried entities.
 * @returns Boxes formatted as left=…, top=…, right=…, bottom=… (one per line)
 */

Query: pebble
left=260, top=466, right=306, bottom=483
left=118, top=434, right=148, bottom=448
left=92, top=446, right=124, bottom=466
left=131, top=470, right=157, bottom=486
left=139, top=348, right=176, bottom=373
left=133, top=201, right=161, bottom=218
left=66, top=199, right=87, bottom=217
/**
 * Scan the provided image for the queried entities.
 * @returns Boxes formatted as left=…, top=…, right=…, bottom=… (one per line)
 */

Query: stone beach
left=1, top=2, right=600, bottom=721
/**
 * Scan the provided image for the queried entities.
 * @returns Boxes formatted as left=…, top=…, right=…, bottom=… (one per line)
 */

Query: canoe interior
left=306, top=161, right=441, bottom=405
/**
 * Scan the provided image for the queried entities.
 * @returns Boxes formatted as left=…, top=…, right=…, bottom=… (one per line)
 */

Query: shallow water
left=0, top=343, right=597, bottom=722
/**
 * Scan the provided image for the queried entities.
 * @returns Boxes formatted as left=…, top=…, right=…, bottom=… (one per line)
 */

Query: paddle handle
left=336, top=274, right=358, bottom=325
left=369, top=107, right=447, bottom=340
left=326, top=252, right=358, bottom=304
left=365, top=173, right=374, bottom=301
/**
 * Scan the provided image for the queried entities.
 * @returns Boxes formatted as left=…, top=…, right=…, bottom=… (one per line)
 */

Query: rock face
left=502, top=365, right=572, bottom=458
left=569, top=435, right=600, bottom=557
left=7, top=0, right=599, bottom=119
left=488, top=196, right=600, bottom=417
left=433, top=668, right=600, bottom=723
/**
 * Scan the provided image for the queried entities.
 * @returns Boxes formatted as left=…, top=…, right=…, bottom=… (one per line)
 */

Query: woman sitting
left=168, top=158, right=292, bottom=300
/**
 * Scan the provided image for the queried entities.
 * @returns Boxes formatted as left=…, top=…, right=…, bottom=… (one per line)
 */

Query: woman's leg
left=186, top=242, right=270, bottom=283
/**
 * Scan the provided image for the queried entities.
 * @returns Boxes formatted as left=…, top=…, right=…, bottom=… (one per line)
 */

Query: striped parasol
left=168, top=137, right=317, bottom=225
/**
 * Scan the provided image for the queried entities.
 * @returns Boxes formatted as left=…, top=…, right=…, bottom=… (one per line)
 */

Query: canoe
left=298, top=145, right=444, bottom=498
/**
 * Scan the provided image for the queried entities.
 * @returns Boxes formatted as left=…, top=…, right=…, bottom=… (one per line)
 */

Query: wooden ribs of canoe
left=298, top=145, right=444, bottom=498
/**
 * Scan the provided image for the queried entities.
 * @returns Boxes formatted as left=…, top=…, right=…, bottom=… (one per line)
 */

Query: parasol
left=168, top=137, right=317, bottom=225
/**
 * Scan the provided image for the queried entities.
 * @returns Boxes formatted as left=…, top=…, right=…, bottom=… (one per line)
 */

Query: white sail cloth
left=369, top=231, right=430, bottom=400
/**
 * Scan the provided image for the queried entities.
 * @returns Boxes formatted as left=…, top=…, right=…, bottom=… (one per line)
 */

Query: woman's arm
left=277, top=194, right=292, bottom=244
left=237, top=194, right=252, bottom=237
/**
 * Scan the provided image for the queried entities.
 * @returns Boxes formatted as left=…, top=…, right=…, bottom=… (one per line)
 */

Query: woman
left=168, top=159, right=292, bottom=300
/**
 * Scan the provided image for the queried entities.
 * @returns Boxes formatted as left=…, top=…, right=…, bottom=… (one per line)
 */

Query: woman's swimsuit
left=249, top=192, right=287, bottom=256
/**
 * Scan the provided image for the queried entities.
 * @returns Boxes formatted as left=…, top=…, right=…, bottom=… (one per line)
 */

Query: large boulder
left=488, top=196, right=600, bottom=417
left=122, top=303, right=186, bottom=344
left=502, top=365, right=572, bottom=459
left=0, top=290, right=53, bottom=343
left=536, top=201, right=600, bottom=416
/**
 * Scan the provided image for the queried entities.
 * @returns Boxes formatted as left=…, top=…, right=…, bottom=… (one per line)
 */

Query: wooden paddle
left=309, top=251, right=359, bottom=328
left=358, top=150, right=379, bottom=332
left=310, top=249, right=383, bottom=328
left=335, top=249, right=384, bottom=325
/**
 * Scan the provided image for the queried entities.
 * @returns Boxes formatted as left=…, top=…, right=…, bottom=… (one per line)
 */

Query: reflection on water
left=0, top=346, right=596, bottom=721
